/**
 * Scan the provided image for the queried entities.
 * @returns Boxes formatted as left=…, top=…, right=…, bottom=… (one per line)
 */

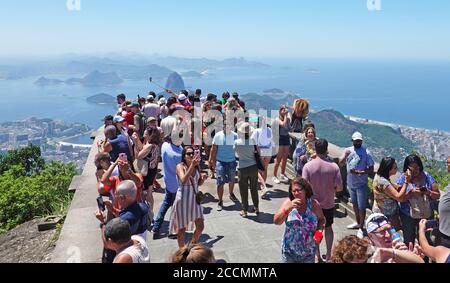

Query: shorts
left=259, top=147, right=273, bottom=158
left=322, top=208, right=334, bottom=227
left=349, top=184, right=369, bottom=210
left=143, top=167, right=158, bottom=190
left=279, top=135, right=291, bottom=146
left=216, top=160, right=237, bottom=186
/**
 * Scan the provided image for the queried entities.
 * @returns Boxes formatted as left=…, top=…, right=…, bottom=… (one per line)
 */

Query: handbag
left=133, top=159, right=148, bottom=176
left=188, top=168, right=204, bottom=205
left=254, top=145, right=265, bottom=171
left=409, top=193, right=431, bottom=219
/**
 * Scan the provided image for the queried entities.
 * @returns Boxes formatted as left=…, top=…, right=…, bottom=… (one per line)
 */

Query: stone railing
left=51, top=129, right=104, bottom=263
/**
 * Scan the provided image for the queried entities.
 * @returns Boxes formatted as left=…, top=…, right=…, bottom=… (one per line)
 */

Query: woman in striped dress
left=169, top=146, right=208, bottom=248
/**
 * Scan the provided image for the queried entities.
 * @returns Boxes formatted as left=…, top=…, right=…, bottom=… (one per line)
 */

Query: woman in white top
left=103, top=218, right=150, bottom=263
left=251, top=115, right=273, bottom=198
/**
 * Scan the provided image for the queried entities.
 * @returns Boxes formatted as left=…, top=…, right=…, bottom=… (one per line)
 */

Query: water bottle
left=390, top=228, right=403, bottom=242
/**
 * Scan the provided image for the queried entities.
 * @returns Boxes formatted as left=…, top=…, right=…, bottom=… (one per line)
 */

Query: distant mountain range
left=0, top=54, right=269, bottom=80
left=35, top=71, right=123, bottom=87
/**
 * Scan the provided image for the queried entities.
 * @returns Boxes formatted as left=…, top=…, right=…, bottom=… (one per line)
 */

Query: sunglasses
left=186, top=152, right=194, bottom=156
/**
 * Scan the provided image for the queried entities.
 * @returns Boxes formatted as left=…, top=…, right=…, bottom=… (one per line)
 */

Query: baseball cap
left=113, top=116, right=125, bottom=124
left=365, top=213, right=389, bottom=233
left=352, top=132, right=363, bottom=141
left=159, top=97, right=166, bottom=104
left=178, top=94, right=187, bottom=101
left=102, top=115, right=114, bottom=122
left=131, top=102, right=140, bottom=108
left=147, top=117, right=157, bottom=123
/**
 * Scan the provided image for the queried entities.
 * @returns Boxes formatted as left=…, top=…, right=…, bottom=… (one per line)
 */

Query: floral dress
left=281, top=198, right=318, bottom=262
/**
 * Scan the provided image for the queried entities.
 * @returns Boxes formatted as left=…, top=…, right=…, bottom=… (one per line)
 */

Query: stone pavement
left=147, top=163, right=357, bottom=263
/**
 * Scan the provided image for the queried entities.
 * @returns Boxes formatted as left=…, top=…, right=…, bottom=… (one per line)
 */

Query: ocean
left=1, top=58, right=449, bottom=133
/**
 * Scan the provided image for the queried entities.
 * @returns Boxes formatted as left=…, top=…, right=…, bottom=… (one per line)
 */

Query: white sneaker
left=272, top=176, right=280, bottom=184
left=280, top=174, right=289, bottom=182
left=357, top=229, right=364, bottom=239
left=346, top=222, right=360, bottom=229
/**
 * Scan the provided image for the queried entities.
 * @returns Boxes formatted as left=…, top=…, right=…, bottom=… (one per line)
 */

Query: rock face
left=86, top=93, right=115, bottom=105
left=0, top=219, right=57, bottom=263
left=165, top=72, right=185, bottom=93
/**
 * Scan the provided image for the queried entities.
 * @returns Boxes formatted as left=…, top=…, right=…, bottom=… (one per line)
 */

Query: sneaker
left=346, top=222, right=360, bottom=229
left=272, top=176, right=280, bottom=184
left=280, top=174, right=289, bottom=183
left=217, top=201, right=223, bottom=211
left=239, top=210, right=248, bottom=218
left=229, top=193, right=239, bottom=202
left=357, top=229, right=364, bottom=239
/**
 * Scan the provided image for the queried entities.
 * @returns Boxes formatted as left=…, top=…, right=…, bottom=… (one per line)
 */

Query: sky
left=0, top=0, right=449, bottom=59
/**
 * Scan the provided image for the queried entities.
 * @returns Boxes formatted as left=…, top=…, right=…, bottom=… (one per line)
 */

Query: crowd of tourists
left=92, top=88, right=449, bottom=263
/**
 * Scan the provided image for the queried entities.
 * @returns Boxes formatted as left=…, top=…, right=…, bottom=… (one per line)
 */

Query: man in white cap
left=142, top=95, right=161, bottom=122
left=339, top=131, right=374, bottom=238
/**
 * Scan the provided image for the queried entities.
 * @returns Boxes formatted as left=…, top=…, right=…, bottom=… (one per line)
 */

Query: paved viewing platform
left=52, top=131, right=357, bottom=263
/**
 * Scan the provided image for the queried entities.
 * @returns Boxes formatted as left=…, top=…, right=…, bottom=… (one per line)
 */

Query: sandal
left=239, top=210, right=248, bottom=218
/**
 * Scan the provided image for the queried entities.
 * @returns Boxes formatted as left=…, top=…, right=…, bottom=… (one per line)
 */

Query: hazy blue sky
left=1, top=0, right=449, bottom=59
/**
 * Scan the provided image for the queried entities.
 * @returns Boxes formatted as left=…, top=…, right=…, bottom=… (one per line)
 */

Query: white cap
left=159, top=97, right=166, bottom=104
left=365, top=213, right=389, bottom=233
left=352, top=132, right=363, bottom=141
left=178, top=94, right=187, bottom=101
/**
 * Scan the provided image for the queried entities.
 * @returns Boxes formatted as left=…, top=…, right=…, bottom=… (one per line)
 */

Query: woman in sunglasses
left=274, top=177, right=325, bottom=263
left=168, top=146, right=208, bottom=248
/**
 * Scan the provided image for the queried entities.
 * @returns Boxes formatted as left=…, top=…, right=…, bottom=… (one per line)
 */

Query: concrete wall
left=51, top=131, right=103, bottom=263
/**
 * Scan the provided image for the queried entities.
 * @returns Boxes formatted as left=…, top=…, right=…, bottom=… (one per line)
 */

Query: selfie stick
left=149, top=77, right=167, bottom=91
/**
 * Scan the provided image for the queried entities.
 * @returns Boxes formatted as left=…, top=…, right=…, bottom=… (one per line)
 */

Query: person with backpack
left=131, top=102, right=146, bottom=140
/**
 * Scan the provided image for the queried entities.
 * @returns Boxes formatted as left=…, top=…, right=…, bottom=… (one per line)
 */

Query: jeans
left=152, top=190, right=177, bottom=233
left=238, top=164, right=259, bottom=212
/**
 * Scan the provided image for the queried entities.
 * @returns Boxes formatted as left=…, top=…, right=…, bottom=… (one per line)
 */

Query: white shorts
left=260, top=148, right=273, bottom=158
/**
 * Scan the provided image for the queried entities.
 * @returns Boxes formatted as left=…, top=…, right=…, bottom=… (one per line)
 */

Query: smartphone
left=194, top=149, right=200, bottom=159
left=420, top=186, right=428, bottom=192
left=96, top=196, right=105, bottom=212
left=426, top=220, right=438, bottom=229
left=119, top=153, right=127, bottom=162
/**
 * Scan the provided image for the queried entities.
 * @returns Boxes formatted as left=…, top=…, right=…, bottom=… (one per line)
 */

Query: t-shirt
left=161, top=142, right=182, bottom=193
left=439, top=185, right=450, bottom=237
left=123, top=111, right=135, bottom=126
left=115, top=235, right=150, bottom=263
left=344, top=146, right=374, bottom=188
left=372, top=175, right=399, bottom=217
left=251, top=127, right=273, bottom=149
left=302, top=157, right=342, bottom=210
left=119, top=202, right=149, bottom=236
left=109, top=134, right=131, bottom=162
left=212, top=131, right=238, bottom=162
left=142, top=103, right=161, bottom=119
left=396, top=171, right=435, bottom=216
left=234, top=138, right=256, bottom=169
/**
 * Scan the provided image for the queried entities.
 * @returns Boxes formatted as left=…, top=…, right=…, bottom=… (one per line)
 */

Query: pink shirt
left=302, top=157, right=342, bottom=210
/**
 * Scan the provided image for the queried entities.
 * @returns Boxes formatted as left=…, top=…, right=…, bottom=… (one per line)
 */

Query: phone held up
left=96, top=196, right=105, bottom=212
left=119, top=153, right=127, bottom=163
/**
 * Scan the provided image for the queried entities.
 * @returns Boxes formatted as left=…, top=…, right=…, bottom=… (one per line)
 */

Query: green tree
left=0, top=144, right=45, bottom=175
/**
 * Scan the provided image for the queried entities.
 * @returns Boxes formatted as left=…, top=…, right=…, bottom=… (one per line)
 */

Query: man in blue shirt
left=209, top=119, right=239, bottom=210
left=340, top=132, right=374, bottom=238
left=151, top=119, right=183, bottom=239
